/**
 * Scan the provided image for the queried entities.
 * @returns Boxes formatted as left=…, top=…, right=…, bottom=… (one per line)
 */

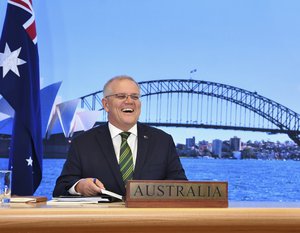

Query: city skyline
left=1, top=0, right=299, bottom=144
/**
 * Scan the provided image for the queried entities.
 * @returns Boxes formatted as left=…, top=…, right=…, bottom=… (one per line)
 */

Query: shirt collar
left=108, top=122, right=138, bottom=139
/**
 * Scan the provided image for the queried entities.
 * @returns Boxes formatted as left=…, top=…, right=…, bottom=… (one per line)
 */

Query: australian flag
left=0, top=0, right=42, bottom=195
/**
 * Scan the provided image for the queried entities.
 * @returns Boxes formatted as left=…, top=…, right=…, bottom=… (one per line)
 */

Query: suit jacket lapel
left=95, top=124, right=125, bottom=193
left=134, top=123, right=149, bottom=179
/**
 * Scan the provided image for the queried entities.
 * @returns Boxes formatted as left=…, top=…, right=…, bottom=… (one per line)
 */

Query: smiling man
left=102, top=77, right=141, bottom=131
left=53, top=75, right=187, bottom=197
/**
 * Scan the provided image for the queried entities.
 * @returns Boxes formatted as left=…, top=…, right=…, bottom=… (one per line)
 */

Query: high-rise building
left=230, top=136, right=241, bottom=151
left=212, top=139, right=223, bottom=158
left=186, top=136, right=195, bottom=149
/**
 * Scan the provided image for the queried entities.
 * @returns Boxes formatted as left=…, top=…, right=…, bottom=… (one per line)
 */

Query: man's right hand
left=75, top=178, right=105, bottom=196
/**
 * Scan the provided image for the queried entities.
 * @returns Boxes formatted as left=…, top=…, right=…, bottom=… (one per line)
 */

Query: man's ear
left=102, top=98, right=109, bottom=112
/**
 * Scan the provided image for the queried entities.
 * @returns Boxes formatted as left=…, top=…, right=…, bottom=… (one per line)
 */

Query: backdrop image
left=0, top=0, right=300, bottom=200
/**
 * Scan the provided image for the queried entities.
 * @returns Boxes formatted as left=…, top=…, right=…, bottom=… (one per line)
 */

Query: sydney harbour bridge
left=79, top=79, right=300, bottom=146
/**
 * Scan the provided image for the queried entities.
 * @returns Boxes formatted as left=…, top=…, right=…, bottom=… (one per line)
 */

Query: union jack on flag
left=9, top=0, right=37, bottom=44
left=0, top=0, right=43, bottom=195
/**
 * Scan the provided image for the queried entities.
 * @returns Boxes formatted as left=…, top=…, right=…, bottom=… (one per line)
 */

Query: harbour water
left=1, top=157, right=300, bottom=202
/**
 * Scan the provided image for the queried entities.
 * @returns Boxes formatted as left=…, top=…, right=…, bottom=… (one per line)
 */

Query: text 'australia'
left=130, top=183, right=227, bottom=200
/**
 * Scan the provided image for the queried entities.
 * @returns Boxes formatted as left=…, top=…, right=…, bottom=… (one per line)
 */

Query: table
left=1, top=202, right=300, bottom=233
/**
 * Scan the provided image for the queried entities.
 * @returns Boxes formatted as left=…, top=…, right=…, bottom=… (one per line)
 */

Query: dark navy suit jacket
left=52, top=122, right=187, bottom=197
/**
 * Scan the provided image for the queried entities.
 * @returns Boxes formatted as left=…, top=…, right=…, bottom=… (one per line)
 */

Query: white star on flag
left=26, top=156, right=33, bottom=166
left=0, top=43, right=26, bottom=78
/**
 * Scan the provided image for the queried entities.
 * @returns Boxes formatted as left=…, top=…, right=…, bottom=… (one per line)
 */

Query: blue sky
left=1, top=0, right=300, bottom=143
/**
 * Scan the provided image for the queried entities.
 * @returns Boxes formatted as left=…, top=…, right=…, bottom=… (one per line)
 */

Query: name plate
left=125, top=180, right=228, bottom=208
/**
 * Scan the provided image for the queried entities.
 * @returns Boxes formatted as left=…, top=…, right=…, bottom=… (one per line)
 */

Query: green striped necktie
left=119, top=132, right=134, bottom=183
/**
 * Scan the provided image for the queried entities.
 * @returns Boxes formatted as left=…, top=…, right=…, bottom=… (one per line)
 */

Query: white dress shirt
left=68, top=123, right=138, bottom=195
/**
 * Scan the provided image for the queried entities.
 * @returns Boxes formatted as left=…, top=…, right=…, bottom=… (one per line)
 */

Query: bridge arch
left=80, top=79, right=300, bottom=145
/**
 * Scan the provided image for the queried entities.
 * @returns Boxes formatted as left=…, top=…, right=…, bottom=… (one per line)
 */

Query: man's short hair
left=103, top=75, right=140, bottom=97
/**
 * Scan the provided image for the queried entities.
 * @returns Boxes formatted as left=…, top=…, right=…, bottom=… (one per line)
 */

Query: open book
left=50, top=189, right=123, bottom=204
left=51, top=196, right=110, bottom=203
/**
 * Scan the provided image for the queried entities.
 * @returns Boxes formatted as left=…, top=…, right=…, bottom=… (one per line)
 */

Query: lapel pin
left=143, top=135, right=148, bottom=139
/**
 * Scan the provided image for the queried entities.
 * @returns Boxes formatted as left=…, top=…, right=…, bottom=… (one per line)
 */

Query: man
left=53, top=75, right=187, bottom=197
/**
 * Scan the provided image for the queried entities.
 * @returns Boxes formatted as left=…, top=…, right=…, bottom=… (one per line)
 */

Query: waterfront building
left=230, top=136, right=241, bottom=151
left=212, top=139, right=223, bottom=158
left=186, top=136, right=195, bottom=149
